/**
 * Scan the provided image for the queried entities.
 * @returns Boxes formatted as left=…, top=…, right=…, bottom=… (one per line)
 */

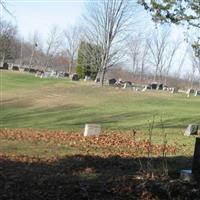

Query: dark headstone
left=192, top=138, right=200, bottom=178
left=29, top=68, right=36, bottom=73
left=12, top=66, right=19, bottom=71
left=2, top=63, right=8, bottom=70
left=151, top=82, right=157, bottom=90
left=158, top=84, right=163, bottom=90
left=24, top=68, right=30, bottom=72
left=71, top=73, right=79, bottom=81
left=108, top=78, right=116, bottom=85
left=184, top=124, right=198, bottom=136
left=64, top=72, right=69, bottom=77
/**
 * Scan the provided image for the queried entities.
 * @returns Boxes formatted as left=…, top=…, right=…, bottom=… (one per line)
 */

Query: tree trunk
left=1, top=52, right=5, bottom=67
left=69, top=59, right=73, bottom=74
left=100, top=68, right=106, bottom=86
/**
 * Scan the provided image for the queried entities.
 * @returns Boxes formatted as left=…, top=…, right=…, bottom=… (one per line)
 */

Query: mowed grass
left=1, top=70, right=200, bottom=133
left=0, top=70, right=199, bottom=163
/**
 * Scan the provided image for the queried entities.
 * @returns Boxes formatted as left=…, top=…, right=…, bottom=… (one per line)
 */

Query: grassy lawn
left=1, top=70, right=200, bottom=133
left=0, top=70, right=199, bottom=157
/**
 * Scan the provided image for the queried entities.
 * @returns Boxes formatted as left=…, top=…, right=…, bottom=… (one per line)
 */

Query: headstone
left=84, top=76, right=91, bottom=81
left=12, top=66, right=19, bottom=71
left=50, top=70, right=57, bottom=77
left=35, top=71, right=42, bottom=77
left=163, top=86, right=168, bottom=91
left=108, top=78, right=116, bottom=85
left=186, top=88, right=195, bottom=97
left=40, top=72, right=50, bottom=78
left=29, top=68, right=36, bottom=73
left=70, top=73, right=79, bottom=81
left=64, top=72, right=69, bottom=77
left=151, top=82, right=157, bottom=90
left=57, top=72, right=64, bottom=78
left=157, top=84, right=163, bottom=90
left=24, top=68, right=30, bottom=72
left=19, top=67, right=25, bottom=72
left=194, top=91, right=200, bottom=97
left=192, top=138, right=200, bottom=178
left=142, top=85, right=151, bottom=92
left=135, top=88, right=141, bottom=91
left=84, top=124, right=101, bottom=137
left=171, top=87, right=178, bottom=93
left=184, top=124, right=198, bottom=136
left=123, top=82, right=132, bottom=89
left=2, top=62, right=8, bottom=70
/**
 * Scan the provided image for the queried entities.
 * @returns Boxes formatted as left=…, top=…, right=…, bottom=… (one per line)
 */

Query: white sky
left=1, top=0, right=194, bottom=75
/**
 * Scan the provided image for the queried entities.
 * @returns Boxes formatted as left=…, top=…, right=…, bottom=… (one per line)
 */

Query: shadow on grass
left=0, top=154, right=196, bottom=200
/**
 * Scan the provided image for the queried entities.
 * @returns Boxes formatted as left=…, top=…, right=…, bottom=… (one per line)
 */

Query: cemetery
left=1, top=69, right=200, bottom=199
left=1, top=0, right=200, bottom=199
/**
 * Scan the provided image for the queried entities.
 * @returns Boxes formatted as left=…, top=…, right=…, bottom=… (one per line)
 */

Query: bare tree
left=64, top=26, right=81, bottom=74
left=190, top=48, right=200, bottom=88
left=84, top=0, right=135, bottom=86
left=127, top=34, right=141, bottom=77
left=28, top=32, right=39, bottom=68
left=44, top=26, right=62, bottom=69
left=163, top=41, right=181, bottom=85
left=174, top=46, right=189, bottom=80
left=147, top=30, right=170, bottom=82
left=140, top=39, right=149, bottom=81
left=0, top=0, right=13, bottom=17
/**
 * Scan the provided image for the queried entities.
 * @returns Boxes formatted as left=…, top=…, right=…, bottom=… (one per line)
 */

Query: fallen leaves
left=0, top=128, right=178, bottom=158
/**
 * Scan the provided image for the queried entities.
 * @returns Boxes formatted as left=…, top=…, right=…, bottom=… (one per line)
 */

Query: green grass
left=0, top=70, right=198, bottom=199
left=1, top=70, right=200, bottom=134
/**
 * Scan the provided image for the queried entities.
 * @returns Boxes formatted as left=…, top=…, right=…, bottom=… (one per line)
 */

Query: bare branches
left=83, top=0, right=135, bottom=86
left=64, top=26, right=81, bottom=74
left=44, top=26, right=62, bottom=69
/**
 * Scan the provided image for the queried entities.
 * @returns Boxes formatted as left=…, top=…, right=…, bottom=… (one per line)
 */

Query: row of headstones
left=186, top=88, right=200, bottom=97
left=0, top=63, right=20, bottom=71
left=35, top=70, right=69, bottom=79
left=0, top=62, right=81, bottom=81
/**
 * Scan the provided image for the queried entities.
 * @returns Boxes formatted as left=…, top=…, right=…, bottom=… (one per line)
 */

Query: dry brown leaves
left=0, top=128, right=177, bottom=159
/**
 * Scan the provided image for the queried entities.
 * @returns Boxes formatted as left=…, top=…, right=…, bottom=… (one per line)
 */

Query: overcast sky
left=1, top=0, right=193, bottom=75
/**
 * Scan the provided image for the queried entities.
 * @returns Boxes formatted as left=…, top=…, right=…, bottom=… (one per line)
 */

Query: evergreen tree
left=76, top=41, right=102, bottom=79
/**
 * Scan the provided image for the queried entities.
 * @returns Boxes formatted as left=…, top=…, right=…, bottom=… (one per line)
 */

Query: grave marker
left=184, top=124, right=199, bottom=136
left=84, top=124, right=101, bottom=137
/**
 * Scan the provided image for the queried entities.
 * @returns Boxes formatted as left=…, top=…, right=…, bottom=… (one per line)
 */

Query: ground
left=0, top=70, right=200, bottom=199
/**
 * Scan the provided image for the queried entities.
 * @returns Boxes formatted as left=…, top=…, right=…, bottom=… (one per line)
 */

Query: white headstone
left=84, top=124, right=101, bottom=137
left=194, top=90, right=200, bottom=97
left=184, top=124, right=198, bottom=136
